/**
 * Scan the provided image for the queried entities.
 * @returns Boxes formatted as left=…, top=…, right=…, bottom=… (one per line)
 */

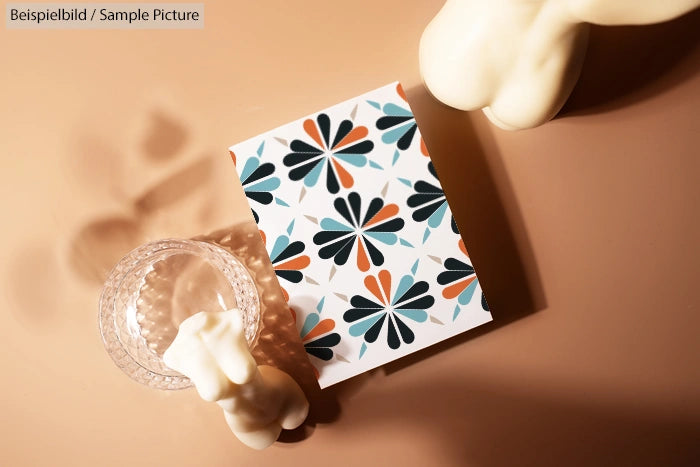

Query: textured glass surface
left=99, top=239, right=260, bottom=390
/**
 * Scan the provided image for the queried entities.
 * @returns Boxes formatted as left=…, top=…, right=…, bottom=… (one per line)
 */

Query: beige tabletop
left=1, top=1, right=699, bottom=465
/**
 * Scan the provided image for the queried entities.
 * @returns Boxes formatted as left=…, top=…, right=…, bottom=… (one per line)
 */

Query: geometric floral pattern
left=300, top=314, right=341, bottom=361
left=265, top=232, right=310, bottom=302
left=284, top=113, right=373, bottom=194
left=344, top=270, right=434, bottom=350
left=407, top=161, right=453, bottom=230
left=289, top=308, right=341, bottom=380
left=239, top=156, right=280, bottom=223
left=438, top=238, right=489, bottom=319
left=372, top=83, right=428, bottom=156
left=313, top=192, right=404, bottom=272
left=438, top=254, right=477, bottom=305
left=230, top=82, right=492, bottom=388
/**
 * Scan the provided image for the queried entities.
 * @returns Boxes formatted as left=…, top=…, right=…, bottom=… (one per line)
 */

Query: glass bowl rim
left=98, top=238, right=261, bottom=390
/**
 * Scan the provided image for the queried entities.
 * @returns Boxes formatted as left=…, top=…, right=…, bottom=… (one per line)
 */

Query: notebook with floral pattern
left=229, top=82, right=492, bottom=387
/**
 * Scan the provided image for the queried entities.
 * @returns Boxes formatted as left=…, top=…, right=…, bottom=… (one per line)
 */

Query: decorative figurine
left=164, top=309, right=309, bottom=450
left=420, top=0, right=700, bottom=129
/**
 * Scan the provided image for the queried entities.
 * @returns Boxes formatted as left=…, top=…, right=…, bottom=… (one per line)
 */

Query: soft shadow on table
left=64, top=96, right=546, bottom=445
left=380, top=86, right=546, bottom=376
left=69, top=156, right=216, bottom=283
left=140, top=111, right=189, bottom=163
left=68, top=107, right=206, bottom=286
left=10, top=110, right=196, bottom=326
left=560, top=8, right=700, bottom=117
left=64, top=110, right=338, bottom=443
left=338, top=376, right=700, bottom=466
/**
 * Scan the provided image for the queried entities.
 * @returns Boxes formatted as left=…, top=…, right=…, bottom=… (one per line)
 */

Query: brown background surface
left=1, top=1, right=699, bottom=465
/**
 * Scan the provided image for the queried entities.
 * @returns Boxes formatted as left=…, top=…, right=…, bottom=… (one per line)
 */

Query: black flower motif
left=438, top=239, right=489, bottom=313
left=344, top=270, right=433, bottom=349
left=284, top=113, right=373, bottom=194
left=374, top=83, right=426, bottom=153
left=407, top=161, right=456, bottom=230
left=239, top=157, right=280, bottom=223
left=313, top=192, right=404, bottom=272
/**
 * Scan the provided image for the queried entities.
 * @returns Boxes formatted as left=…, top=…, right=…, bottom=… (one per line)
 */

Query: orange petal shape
left=364, top=203, right=399, bottom=228
left=364, top=272, right=385, bottom=304
left=229, top=150, right=237, bottom=166
left=357, top=239, right=370, bottom=273
left=302, top=318, right=336, bottom=342
left=458, top=238, right=468, bottom=257
left=442, top=276, right=476, bottom=299
left=303, top=118, right=325, bottom=149
left=258, top=230, right=266, bottom=245
left=396, top=83, right=408, bottom=102
left=333, top=126, right=369, bottom=150
left=378, top=269, right=392, bottom=304
left=275, top=255, right=311, bottom=271
left=331, top=158, right=354, bottom=189
left=420, top=137, right=429, bottom=157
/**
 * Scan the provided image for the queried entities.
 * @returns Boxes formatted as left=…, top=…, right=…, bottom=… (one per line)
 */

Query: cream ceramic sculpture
left=163, top=309, right=309, bottom=450
left=419, top=0, right=700, bottom=130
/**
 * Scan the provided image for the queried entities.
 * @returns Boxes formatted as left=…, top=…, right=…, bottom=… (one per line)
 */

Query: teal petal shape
left=392, top=275, right=415, bottom=306
left=316, top=297, right=325, bottom=313
left=334, top=153, right=367, bottom=167
left=458, top=279, right=479, bottom=305
left=301, top=313, right=320, bottom=338
left=395, top=308, right=428, bottom=323
left=320, top=218, right=353, bottom=231
left=269, top=235, right=290, bottom=261
left=303, top=159, right=325, bottom=187
left=427, top=201, right=448, bottom=229
left=381, top=122, right=415, bottom=145
left=240, top=157, right=260, bottom=181
left=256, top=141, right=265, bottom=157
left=364, top=231, right=398, bottom=245
left=382, top=103, right=413, bottom=118
left=246, top=176, right=281, bottom=193
left=349, top=313, right=384, bottom=337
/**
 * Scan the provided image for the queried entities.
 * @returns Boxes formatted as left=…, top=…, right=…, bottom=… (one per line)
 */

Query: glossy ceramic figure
left=99, top=238, right=308, bottom=449
left=163, top=310, right=309, bottom=450
left=98, top=239, right=261, bottom=389
left=419, top=0, right=700, bottom=129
